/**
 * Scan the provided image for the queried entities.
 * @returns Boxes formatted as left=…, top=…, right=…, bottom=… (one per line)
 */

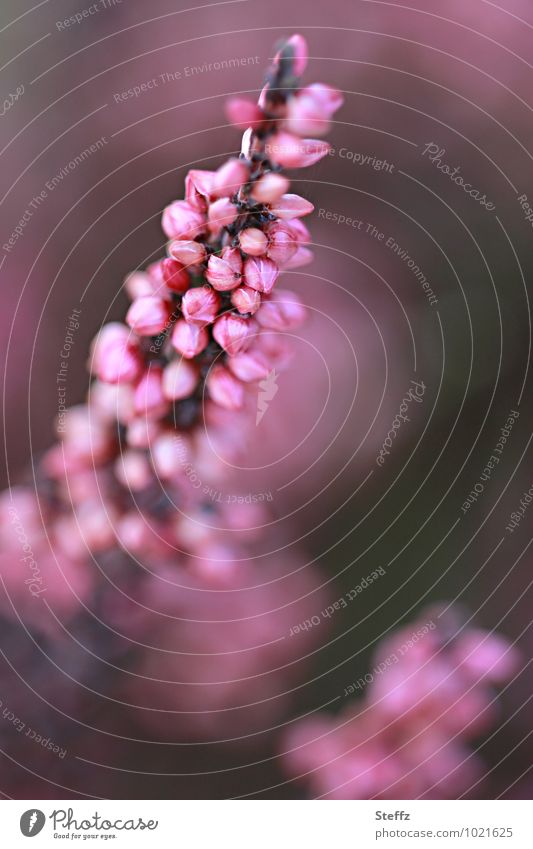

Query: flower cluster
left=18, top=34, right=344, bottom=580
left=0, top=35, right=344, bottom=618
left=96, top=35, right=340, bottom=419
left=281, top=606, right=519, bottom=799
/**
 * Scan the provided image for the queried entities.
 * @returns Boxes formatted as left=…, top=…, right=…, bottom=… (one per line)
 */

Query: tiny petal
left=151, top=431, right=190, bottom=479
left=238, top=227, right=268, bottom=257
left=213, top=312, right=254, bottom=355
left=124, top=271, right=155, bottom=300
left=57, top=405, right=113, bottom=464
left=256, top=290, right=307, bottom=330
left=286, top=96, right=331, bottom=137
left=181, top=285, right=221, bottom=326
left=274, top=33, right=308, bottom=77
left=249, top=172, right=290, bottom=204
left=284, top=245, right=314, bottom=268
left=161, top=258, right=189, bottom=294
left=228, top=348, right=271, bottom=382
left=90, top=323, right=143, bottom=384
left=270, top=193, right=314, bottom=219
left=207, top=197, right=239, bottom=235
left=287, top=218, right=312, bottom=244
left=265, top=132, right=330, bottom=168
left=244, top=256, right=279, bottom=294
left=212, top=158, right=249, bottom=198
left=225, top=97, right=264, bottom=130
left=89, top=381, right=135, bottom=424
left=286, top=33, right=308, bottom=76
left=162, top=358, right=199, bottom=401
left=231, top=285, right=261, bottom=315
left=133, top=367, right=169, bottom=419
left=255, top=332, right=294, bottom=370
left=266, top=220, right=298, bottom=265
left=206, top=247, right=242, bottom=291
left=171, top=319, right=209, bottom=358
left=126, top=417, right=161, bottom=449
left=126, top=295, right=171, bottom=336
left=161, top=200, right=207, bottom=240
left=286, top=85, right=343, bottom=137
left=304, top=83, right=344, bottom=115
left=168, top=239, right=206, bottom=267
left=114, top=450, right=152, bottom=491
left=185, top=169, right=215, bottom=210
left=145, top=260, right=173, bottom=299
left=207, top=365, right=244, bottom=410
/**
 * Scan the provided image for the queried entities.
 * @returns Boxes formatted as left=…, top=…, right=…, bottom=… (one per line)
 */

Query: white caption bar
left=0, top=799, right=531, bottom=847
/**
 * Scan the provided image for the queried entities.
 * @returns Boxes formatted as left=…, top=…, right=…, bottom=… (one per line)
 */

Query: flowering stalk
left=0, top=35, right=344, bottom=650
left=21, top=33, right=344, bottom=575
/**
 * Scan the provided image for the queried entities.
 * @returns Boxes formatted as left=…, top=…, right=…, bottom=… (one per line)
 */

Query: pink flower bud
left=265, top=132, right=330, bottom=168
left=162, top=358, right=199, bottom=401
left=231, top=285, right=261, bottom=315
left=287, top=218, right=312, bottom=244
left=160, top=258, right=189, bottom=294
left=161, top=200, right=207, bottom=240
left=249, top=172, right=290, bottom=204
left=114, top=450, right=152, bottom=491
left=168, top=239, right=206, bottom=268
left=266, top=220, right=298, bottom=265
left=89, top=381, right=135, bottom=424
left=286, top=97, right=330, bottom=137
left=207, top=365, right=244, bottom=410
left=57, top=405, right=113, bottom=464
left=171, top=319, right=208, bottom=358
left=192, top=543, right=241, bottom=585
left=133, top=367, right=169, bottom=419
left=274, top=33, right=308, bottom=77
left=244, top=256, right=279, bottom=294
left=126, top=417, right=161, bottom=449
left=207, top=197, right=239, bottom=235
left=212, top=158, right=249, bottom=198
left=238, top=227, right=268, bottom=257
left=124, top=271, right=155, bottom=300
left=255, top=332, right=294, bottom=370
left=225, top=97, right=264, bottom=130
left=213, top=313, right=254, bottom=355
left=256, top=290, right=307, bottom=330
left=228, top=348, right=271, bottom=382
left=146, top=259, right=166, bottom=284
left=284, top=245, right=314, bottom=268
left=126, top=295, right=171, bottom=336
left=286, top=85, right=343, bottom=136
left=270, top=193, right=314, bottom=219
left=90, top=323, right=143, bottom=384
left=74, top=500, right=118, bottom=553
left=206, top=247, right=242, bottom=291
left=185, top=169, right=215, bottom=210
left=455, top=631, right=520, bottom=684
left=151, top=431, right=190, bottom=479
left=181, top=285, right=220, bottom=326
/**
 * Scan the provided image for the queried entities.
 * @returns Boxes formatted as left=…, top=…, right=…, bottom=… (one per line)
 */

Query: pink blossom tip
left=207, top=365, right=245, bottom=410
left=244, top=256, right=279, bottom=294
left=126, top=295, right=171, bottom=337
left=181, top=285, right=221, bottom=327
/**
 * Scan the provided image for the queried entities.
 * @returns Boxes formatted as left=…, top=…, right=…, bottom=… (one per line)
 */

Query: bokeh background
left=1, top=0, right=532, bottom=799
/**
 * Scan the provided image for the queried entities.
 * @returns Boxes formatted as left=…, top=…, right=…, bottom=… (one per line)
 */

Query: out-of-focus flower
left=281, top=607, right=520, bottom=799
